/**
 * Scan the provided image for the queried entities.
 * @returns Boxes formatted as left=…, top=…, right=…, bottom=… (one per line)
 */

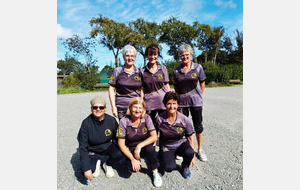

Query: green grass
left=57, top=87, right=108, bottom=95
left=57, top=82, right=242, bottom=95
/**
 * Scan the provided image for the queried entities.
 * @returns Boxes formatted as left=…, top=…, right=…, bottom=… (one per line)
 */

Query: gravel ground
left=57, top=85, right=243, bottom=190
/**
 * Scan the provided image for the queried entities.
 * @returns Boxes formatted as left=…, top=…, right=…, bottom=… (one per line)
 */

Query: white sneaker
left=153, top=171, right=162, bottom=187
left=198, top=149, right=207, bottom=162
left=176, top=155, right=183, bottom=160
left=92, top=160, right=101, bottom=177
left=103, top=162, right=114, bottom=178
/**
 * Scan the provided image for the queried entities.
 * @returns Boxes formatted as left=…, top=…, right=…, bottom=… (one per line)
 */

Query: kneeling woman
left=77, top=96, right=123, bottom=181
left=155, top=92, right=196, bottom=179
left=117, top=97, right=162, bottom=187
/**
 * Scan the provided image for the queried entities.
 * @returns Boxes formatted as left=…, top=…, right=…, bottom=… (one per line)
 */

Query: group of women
left=77, top=43, right=207, bottom=187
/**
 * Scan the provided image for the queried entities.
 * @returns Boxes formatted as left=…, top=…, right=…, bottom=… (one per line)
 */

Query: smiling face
left=130, top=103, right=144, bottom=119
left=147, top=48, right=158, bottom=65
left=91, top=103, right=106, bottom=120
left=123, top=51, right=136, bottom=67
left=165, top=99, right=178, bottom=115
left=180, top=50, right=192, bottom=65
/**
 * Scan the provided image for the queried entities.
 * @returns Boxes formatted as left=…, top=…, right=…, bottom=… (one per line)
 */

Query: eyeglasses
left=92, top=106, right=106, bottom=110
left=180, top=54, right=190, bottom=58
left=125, top=55, right=136, bottom=58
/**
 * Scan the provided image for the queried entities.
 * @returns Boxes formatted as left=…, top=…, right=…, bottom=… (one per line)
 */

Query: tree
left=57, top=53, right=80, bottom=77
left=129, top=18, right=161, bottom=66
left=197, top=26, right=225, bottom=64
left=62, top=34, right=97, bottom=72
left=90, top=14, right=135, bottom=68
left=159, top=16, right=197, bottom=61
left=234, top=29, right=243, bottom=64
left=100, top=65, right=114, bottom=77
left=193, top=21, right=214, bottom=63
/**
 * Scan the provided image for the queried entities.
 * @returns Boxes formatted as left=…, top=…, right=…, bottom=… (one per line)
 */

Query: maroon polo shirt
left=109, top=66, right=142, bottom=109
left=172, top=62, right=206, bottom=107
left=155, top=111, right=195, bottom=150
left=116, top=114, right=156, bottom=148
left=140, top=62, right=169, bottom=111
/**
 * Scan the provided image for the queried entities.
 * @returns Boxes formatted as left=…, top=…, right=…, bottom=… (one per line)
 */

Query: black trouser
left=89, top=143, right=123, bottom=173
left=178, top=106, right=203, bottom=134
left=126, top=144, right=160, bottom=172
left=159, top=141, right=195, bottom=172
left=117, top=107, right=127, bottom=121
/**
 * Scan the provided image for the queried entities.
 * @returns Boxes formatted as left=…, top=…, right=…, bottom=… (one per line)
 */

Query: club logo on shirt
left=105, top=129, right=112, bottom=136
left=171, top=76, right=175, bottom=83
left=134, top=76, right=141, bottom=81
left=142, top=127, right=148, bottom=134
left=157, top=74, right=163, bottom=79
left=177, top=127, right=183, bottom=133
left=109, top=75, right=114, bottom=83
left=117, top=127, right=123, bottom=136
left=191, top=73, right=197, bottom=78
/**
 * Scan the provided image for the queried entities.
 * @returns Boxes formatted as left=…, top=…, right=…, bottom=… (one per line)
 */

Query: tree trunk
left=193, top=55, right=198, bottom=63
left=115, top=55, right=118, bottom=68
left=144, top=57, right=147, bottom=66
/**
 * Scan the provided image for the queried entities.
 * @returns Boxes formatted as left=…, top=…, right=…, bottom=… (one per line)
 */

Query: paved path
left=57, top=85, right=243, bottom=189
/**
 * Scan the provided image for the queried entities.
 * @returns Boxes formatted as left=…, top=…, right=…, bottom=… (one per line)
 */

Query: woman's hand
left=190, top=155, right=196, bottom=167
left=133, top=146, right=141, bottom=160
left=131, top=158, right=142, bottom=172
left=84, top=169, right=93, bottom=181
left=112, top=106, right=118, bottom=118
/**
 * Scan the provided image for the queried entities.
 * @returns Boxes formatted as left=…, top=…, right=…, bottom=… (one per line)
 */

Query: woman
left=77, top=96, right=123, bottom=181
left=109, top=45, right=142, bottom=120
left=116, top=97, right=162, bottom=187
left=172, top=43, right=207, bottom=162
left=156, top=91, right=196, bottom=179
left=140, top=44, right=171, bottom=124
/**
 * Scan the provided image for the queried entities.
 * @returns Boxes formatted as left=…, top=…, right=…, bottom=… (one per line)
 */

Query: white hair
left=178, top=44, right=194, bottom=57
left=122, top=45, right=137, bottom=57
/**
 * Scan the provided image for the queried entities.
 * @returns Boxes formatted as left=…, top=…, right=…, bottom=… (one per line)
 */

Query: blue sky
left=57, top=0, right=243, bottom=71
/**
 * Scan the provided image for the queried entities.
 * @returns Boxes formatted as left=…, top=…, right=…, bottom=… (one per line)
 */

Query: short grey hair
left=122, top=45, right=137, bottom=57
left=178, top=44, right=194, bottom=57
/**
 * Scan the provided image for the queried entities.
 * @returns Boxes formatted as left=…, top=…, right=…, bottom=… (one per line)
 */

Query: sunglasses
left=92, top=106, right=106, bottom=110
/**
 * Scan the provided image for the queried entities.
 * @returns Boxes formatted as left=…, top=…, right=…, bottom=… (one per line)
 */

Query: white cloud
left=57, top=24, right=73, bottom=39
left=181, top=0, right=203, bottom=13
left=214, top=0, right=236, bottom=9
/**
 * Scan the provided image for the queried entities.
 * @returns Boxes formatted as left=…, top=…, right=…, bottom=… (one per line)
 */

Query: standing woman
left=109, top=45, right=142, bottom=121
left=116, top=97, right=162, bottom=187
left=140, top=44, right=171, bottom=123
left=172, top=43, right=207, bottom=162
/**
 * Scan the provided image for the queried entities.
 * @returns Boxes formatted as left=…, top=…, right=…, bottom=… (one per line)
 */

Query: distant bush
left=61, top=75, right=81, bottom=88
left=81, top=67, right=100, bottom=90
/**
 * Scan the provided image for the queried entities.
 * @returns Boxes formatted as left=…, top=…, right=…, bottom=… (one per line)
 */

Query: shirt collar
left=122, top=65, right=139, bottom=74
left=161, top=111, right=182, bottom=125
left=179, top=62, right=195, bottom=73
left=145, top=62, right=162, bottom=72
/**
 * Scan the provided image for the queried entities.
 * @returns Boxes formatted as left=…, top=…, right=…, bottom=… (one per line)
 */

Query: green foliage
left=61, top=75, right=81, bottom=88
left=216, top=66, right=231, bottom=85
left=62, top=34, right=97, bottom=71
left=81, top=66, right=100, bottom=90
left=161, top=59, right=181, bottom=85
left=57, top=87, right=107, bottom=95
left=201, top=62, right=243, bottom=84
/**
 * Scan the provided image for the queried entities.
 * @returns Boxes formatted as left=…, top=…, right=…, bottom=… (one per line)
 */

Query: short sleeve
left=108, top=68, right=119, bottom=86
left=116, top=117, right=126, bottom=139
left=145, top=114, right=155, bottom=131
left=198, top=64, right=206, bottom=83
left=162, top=65, right=169, bottom=83
left=184, top=116, right=195, bottom=137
